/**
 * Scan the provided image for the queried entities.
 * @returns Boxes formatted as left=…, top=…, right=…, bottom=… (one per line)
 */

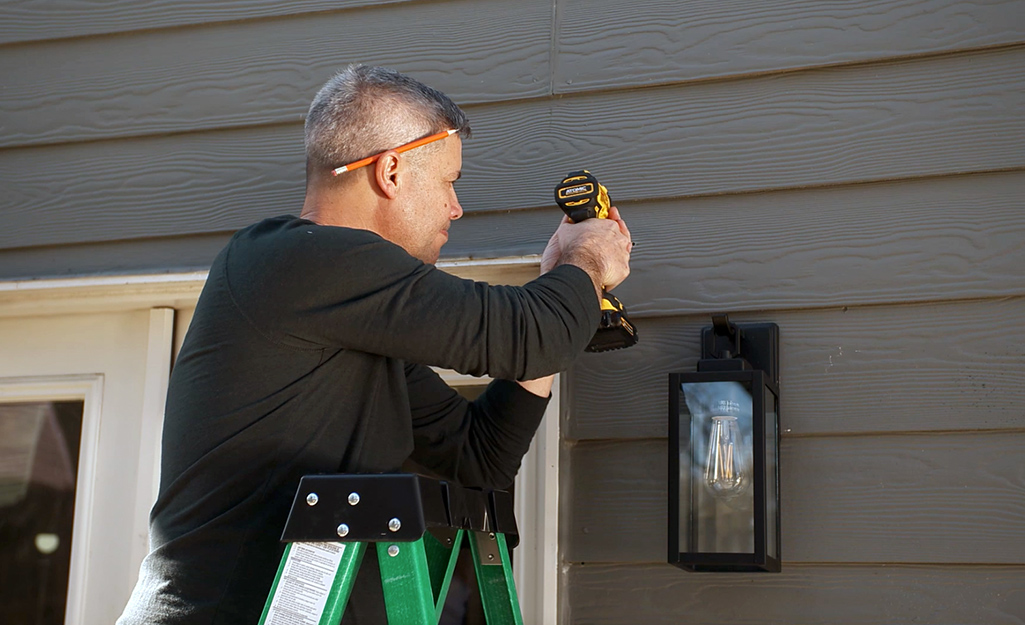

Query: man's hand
left=540, top=206, right=633, bottom=302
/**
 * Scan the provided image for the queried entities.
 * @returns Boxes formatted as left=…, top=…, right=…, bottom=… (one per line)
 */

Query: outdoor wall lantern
left=669, top=313, right=781, bottom=572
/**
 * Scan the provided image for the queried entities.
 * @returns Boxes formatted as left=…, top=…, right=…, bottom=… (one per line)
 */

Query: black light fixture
left=668, top=314, right=781, bottom=572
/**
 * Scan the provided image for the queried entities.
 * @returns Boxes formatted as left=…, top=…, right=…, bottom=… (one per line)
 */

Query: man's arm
left=516, top=376, right=554, bottom=398
left=229, top=221, right=602, bottom=381
left=404, top=363, right=548, bottom=489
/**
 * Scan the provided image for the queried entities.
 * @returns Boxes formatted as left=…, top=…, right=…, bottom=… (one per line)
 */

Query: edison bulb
left=704, top=401, right=748, bottom=500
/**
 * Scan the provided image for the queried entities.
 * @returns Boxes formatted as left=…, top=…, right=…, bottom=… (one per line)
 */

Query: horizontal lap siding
left=8, top=166, right=1019, bottom=279
left=0, top=234, right=235, bottom=281
left=0, top=124, right=308, bottom=251
left=9, top=0, right=1018, bottom=148
left=566, top=564, right=1025, bottom=624
left=0, top=0, right=552, bottom=148
left=465, top=46, right=1025, bottom=211
left=0, top=0, right=416, bottom=45
left=3, top=47, right=1023, bottom=251
left=555, top=0, right=1025, bottom=92
left=565, top=433, right=1025, bottom=564
left=604, top=171, right=1025, bottom=316
left=567, top=297, right=1025, bottom=440
left=548, top=4, right=1025, bottom=622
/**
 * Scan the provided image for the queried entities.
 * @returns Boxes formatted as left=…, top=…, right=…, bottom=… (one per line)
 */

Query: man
left=119, top=65, right=631, bottom=623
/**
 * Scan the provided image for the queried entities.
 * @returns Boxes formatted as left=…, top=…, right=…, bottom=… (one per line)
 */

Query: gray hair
left=304, top=65, right=471, bottom=177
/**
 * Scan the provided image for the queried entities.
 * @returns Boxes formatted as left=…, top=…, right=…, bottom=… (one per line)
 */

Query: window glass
left=0, top=400, right=84, bottom=625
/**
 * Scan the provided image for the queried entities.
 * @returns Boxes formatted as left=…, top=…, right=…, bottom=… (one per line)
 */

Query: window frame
left=0, top=374, right=104, bottom=625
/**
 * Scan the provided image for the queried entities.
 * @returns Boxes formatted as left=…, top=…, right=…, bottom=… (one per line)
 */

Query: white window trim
left=0, top=374, right=105, bottom=625
left=131, top=308, right=176, bottom=569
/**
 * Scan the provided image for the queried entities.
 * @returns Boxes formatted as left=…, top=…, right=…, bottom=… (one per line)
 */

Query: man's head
left=302, top=66, right=472, bottom=264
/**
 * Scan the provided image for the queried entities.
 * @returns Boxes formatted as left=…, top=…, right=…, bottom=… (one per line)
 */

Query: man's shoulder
left=234, top=215, right=379, bottom=245
left=225, top=215, right=396, bottom=263
left=221, top=215, right=426, bottom=295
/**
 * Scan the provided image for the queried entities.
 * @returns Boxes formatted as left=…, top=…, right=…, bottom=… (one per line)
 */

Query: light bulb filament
left=704, top=415, right=747, bottom=500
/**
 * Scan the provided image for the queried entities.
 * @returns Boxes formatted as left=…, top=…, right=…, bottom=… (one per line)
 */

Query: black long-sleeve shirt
left=118, top=216, right=600, bottom=624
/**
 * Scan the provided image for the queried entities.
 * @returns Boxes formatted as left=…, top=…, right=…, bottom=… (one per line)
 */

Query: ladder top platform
left=281, top=473, right=518, bottom=546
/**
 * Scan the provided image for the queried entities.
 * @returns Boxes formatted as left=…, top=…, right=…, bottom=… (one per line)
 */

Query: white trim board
left=0, top=256, right=541, bottom=318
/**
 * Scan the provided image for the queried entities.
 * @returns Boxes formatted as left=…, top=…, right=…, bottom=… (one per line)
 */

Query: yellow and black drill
left=554, top=170, right=638, bottom=353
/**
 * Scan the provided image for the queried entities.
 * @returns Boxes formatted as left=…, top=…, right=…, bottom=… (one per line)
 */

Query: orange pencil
left=331, top=128, right=459, bottom=176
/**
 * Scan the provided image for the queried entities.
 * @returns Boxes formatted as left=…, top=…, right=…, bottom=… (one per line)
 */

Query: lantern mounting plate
left=699, top=313, right=779, bottom=385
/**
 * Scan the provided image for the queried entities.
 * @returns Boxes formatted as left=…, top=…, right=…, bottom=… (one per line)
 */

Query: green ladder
left=258, top=473, right=523, bottom=625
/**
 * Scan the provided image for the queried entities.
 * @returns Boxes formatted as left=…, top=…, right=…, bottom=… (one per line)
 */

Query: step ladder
left=258, top=473, right=524, bottom=625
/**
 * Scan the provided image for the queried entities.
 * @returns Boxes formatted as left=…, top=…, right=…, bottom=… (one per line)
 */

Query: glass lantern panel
left=764, top=385, right=779, bottom=561
left=679, top=380, right=754, bottom=554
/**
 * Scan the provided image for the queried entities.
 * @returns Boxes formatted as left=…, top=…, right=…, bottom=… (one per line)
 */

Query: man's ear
left=374, top=151, right=402, bottom=199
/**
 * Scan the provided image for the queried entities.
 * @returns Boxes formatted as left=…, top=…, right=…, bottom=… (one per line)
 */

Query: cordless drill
left=554, top=170, right=638, bottom=353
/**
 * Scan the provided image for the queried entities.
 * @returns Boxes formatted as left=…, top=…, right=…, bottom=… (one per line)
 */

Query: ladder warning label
left=264, top=542, right=346, bottom=625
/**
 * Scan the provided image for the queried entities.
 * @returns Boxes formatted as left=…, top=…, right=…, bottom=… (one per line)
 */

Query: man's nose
left=450, top=197, right=463, bottom=220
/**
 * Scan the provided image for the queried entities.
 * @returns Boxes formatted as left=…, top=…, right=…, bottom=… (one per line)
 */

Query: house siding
left=2, top=0, right=1023, bottom=622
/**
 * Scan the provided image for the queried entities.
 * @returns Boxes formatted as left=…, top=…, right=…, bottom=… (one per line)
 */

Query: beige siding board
left=615, top=172, right=1025, bottom=317
left=0, top=124, right=308, bottom=250
left=4, top=49, right=1024, bottom=250
left=0, top=0, right=415, bottom=45
left=565, top=434, right=1025, bottom=564
left=567, top=563, right=1025, bottom=624
left=466, top=47, right=1025, bottom=211
left=445, top=171, right=1025, bottom=295
left=8, top=167, right=1022, bottom=280
left=0, top=233, right=233, bottom=282
left=555, top=0, right=1025, bottom=93
left=568, top=297, right=1025, bottom=440
left=0, top=0, right=551, bottom=147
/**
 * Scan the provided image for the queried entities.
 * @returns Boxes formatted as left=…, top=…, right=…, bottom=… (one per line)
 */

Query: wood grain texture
left=567, top=296, right=1025, bottom=440
left=0, top=233, right=233, bottom=281
left=0, top=123, right=308, bottom=250
left=603, top=171, right=1025, bottom=317
left=463, top=46, right=1025, bottom=212
left=566, top=563, right=1025, bottom=624
left=0, top=0, right=415, bottom=45
left=0, top=0, right=550, bottom=147
left=555, top=0, right=1025, bottom=93
left=3, top=48, right=1023, bottom=250
left=564, top=434, right=1025, bottom=564
left=5, top=165, right=1024, bottom=288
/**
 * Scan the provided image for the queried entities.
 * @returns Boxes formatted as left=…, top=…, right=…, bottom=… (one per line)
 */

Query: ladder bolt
left=336, top=523, right=349, bottom=538
left=306, top=493, right=319, bottom=506
left=348, top=492, right=360, bottom=505
left=387, top=545, right=400, bottom=557
left=388, top=518, right=402, bottom=532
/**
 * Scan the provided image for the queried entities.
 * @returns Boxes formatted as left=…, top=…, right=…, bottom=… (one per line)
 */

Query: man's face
left=388, top=135, right=464, bottom=264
